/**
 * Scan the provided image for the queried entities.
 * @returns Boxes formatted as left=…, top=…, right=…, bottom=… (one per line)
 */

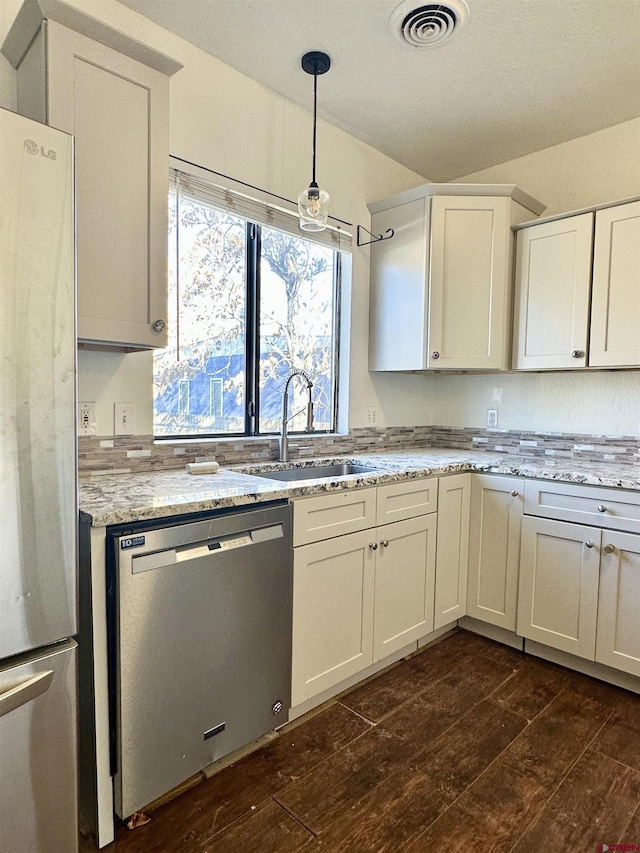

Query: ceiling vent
left=390, top=0, right=470, bottom=48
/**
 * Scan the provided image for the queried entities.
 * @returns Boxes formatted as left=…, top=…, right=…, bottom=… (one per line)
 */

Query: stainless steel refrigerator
left=0, top=106, right=78, bottom=853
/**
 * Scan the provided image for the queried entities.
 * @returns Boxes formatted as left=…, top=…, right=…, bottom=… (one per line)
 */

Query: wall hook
left=357, top=225, right=395, bottom=246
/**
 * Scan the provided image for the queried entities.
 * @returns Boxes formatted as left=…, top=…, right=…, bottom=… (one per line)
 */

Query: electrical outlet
left=78, top=401, right=97, bottom=436
left=114, top=403, right=134, bottom=435
left=487, top=409, right=498, bottom=429
left=364, top=406, right=379, bottom=427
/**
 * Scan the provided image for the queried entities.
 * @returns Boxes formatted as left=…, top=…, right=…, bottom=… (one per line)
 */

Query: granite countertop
left=78, top=448, right=640, bottom=527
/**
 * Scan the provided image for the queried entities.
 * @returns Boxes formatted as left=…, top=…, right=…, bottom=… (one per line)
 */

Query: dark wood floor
left=89, top=629, right=640, bottom=852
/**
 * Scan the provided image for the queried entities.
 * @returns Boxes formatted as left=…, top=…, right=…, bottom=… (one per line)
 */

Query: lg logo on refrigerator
left=24, top=139, right=57, bottom=160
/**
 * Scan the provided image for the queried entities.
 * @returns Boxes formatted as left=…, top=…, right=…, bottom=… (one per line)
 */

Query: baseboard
left=458, top=616, right=524, bottom=650
left=525, top=640, right=640, bottom=695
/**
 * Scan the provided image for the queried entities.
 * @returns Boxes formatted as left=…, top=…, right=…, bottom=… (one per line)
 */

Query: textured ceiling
left=117, top=0, right=640, bottom=181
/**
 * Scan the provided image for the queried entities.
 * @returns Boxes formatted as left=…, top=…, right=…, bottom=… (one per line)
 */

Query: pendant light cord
left=312, top=65, right=318, bottom=186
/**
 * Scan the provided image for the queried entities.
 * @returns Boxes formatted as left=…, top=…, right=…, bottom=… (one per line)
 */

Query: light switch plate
left=114, top=403, right=134, bottom=435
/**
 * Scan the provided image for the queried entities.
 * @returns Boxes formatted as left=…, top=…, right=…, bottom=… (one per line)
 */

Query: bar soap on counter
left=186, top=461, right=220, bottom=474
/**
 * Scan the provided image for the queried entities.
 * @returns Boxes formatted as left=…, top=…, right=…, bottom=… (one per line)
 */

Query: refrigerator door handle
left=0, top=670, right=54, bottom=719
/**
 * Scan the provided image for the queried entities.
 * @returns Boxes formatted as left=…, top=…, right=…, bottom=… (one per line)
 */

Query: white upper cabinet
left=368, top=184, right=544, bottom=372
left=3, top=4, right=182, bottom=350
left=513, top=199, right=640, bottom=370
left=512, top=213, right=593, bottom=370
left=590, top=201, right=640, bottom=367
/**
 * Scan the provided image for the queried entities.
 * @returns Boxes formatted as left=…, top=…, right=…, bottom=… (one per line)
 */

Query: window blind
left=169, top=158, right=352, bottom=253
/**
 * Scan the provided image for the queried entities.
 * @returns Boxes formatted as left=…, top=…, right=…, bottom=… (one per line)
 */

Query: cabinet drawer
left=293, top=488, right=377, bottom=546
left=524, top=480, right=640, bottom=533
left=376, top=478, right=437, bottom=525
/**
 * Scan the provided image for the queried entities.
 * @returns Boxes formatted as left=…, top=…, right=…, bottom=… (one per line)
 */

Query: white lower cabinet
left=373, top=514, right=437, bottom=662
left=292, top=472, right=640, bottom=708
left=596, top=530, right=640, bottom=677
left=291, top=530, right=374, bottom=707
left=434, top=473, right=471, bottom=629
left=467, top=476, right=523, bottom=631
left=291, top=480, right=438, bottom=707
left=517, top=516, right=601, bottom=660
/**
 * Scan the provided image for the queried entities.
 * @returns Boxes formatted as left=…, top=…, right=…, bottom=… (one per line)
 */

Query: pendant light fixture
left=298, top=51, right=331, bottom=231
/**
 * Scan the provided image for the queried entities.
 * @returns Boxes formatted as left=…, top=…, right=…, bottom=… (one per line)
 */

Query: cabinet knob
left=571, top=349, right=584, bottom=358
left=152, top=318, right=167, bottom=333
left=603, top=543, right=616, bottom=554
left=511, top=490, right=519, bottom=497
left=585, top=540, right=595, bottom=548
left=597, top=504, right=607, bottom=513
left=369, top=542, right=378, bottom=551
left=431, top=351, right=440, bottom=360
left=380, top=539, right=389, bottom=548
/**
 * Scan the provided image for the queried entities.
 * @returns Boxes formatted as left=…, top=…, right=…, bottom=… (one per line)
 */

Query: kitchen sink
left=249, top=463, right=383, bottom=482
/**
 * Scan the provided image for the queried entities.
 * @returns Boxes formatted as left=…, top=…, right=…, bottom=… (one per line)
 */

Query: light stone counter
left=79, top=448, right=640, bottom=527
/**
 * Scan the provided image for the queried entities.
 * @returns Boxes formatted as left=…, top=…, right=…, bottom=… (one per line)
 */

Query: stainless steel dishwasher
left=107, top=502, right=292, bottom=818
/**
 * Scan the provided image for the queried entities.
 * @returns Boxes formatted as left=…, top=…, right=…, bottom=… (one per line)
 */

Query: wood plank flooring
left=86, top=629, right=640, bottom=852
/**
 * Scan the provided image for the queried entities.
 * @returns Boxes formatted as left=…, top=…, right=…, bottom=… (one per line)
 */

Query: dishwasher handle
left=0, top=670, right=53, bottom=719
left=129, top=523, right=284, bottom=574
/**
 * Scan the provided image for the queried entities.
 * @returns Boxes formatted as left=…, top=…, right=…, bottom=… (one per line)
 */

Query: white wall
left=426, top=119, right=640, bottom=437
left=0, top=0, right=431, bottom=435
left=457, top=118, right=640, bottom=217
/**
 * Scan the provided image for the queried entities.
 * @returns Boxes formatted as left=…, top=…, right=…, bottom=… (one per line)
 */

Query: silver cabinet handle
left=152, top=318, right=166, bottom=333
left=369, top=542, right=378, bottom=551
left=603, top=544, right=616, bottom=554
left=431, top=351, right=440, bottom=360
left=597, top=505, right=607, bottom=513
left=585, top=540, right=594, bottom=548
left=380, top=539, right=389, bottom=548
left=511, top=490, right=519, bottom=497
left=571, top=349, right=584, bottom=358
left=0, top=670, right=53, bottom=719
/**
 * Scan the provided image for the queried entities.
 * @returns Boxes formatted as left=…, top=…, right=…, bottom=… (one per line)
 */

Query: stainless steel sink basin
left=250, top=463, right=383, bottom=482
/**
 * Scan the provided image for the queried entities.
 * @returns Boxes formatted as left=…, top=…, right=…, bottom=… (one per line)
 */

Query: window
left=209, top=378, right=223, bottom=421
left=153, top=165, right=349, bottom=438
left=177, top=380, right=190, bottom=417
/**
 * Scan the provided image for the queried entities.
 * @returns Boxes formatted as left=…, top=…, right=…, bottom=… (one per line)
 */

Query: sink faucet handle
left=286, top=405, right=307, bottom=424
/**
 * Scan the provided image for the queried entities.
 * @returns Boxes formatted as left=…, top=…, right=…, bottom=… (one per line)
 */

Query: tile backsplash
left=78, top=426, right=640, bottom=476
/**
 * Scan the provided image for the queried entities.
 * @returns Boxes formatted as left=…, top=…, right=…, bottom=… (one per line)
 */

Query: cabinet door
left=467, top=476, right=523, bottom=631
left=434, top=473, right=471, bottom=629
left=291, top=531, right=374, bottom=706
left=512, top=213, right=593, bottom=370
left=429, top=196, right=511, bottom=370
left=373, top=514, right=436, bottom=662
left=46, top=22, right=169, bottom=349
left=590, top=201, right=640, bottom=367
left=596, top=530, right=640, bottom=676
left=517, top=517, right=600, bottom=660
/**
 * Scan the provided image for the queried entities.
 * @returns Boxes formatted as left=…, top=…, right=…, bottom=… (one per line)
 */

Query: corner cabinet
left=5, top=8, right=182, bottom=350
left=513, top=198, right=640, bottom=370
left=368, top=184, right=544, bottom=372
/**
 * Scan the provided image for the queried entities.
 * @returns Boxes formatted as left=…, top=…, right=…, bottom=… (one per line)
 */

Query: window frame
left=154, top=173, right=346, bottom=441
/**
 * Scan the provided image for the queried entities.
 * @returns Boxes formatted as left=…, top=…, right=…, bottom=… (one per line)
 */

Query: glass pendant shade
left=298, top=182, right=330, bottom=231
